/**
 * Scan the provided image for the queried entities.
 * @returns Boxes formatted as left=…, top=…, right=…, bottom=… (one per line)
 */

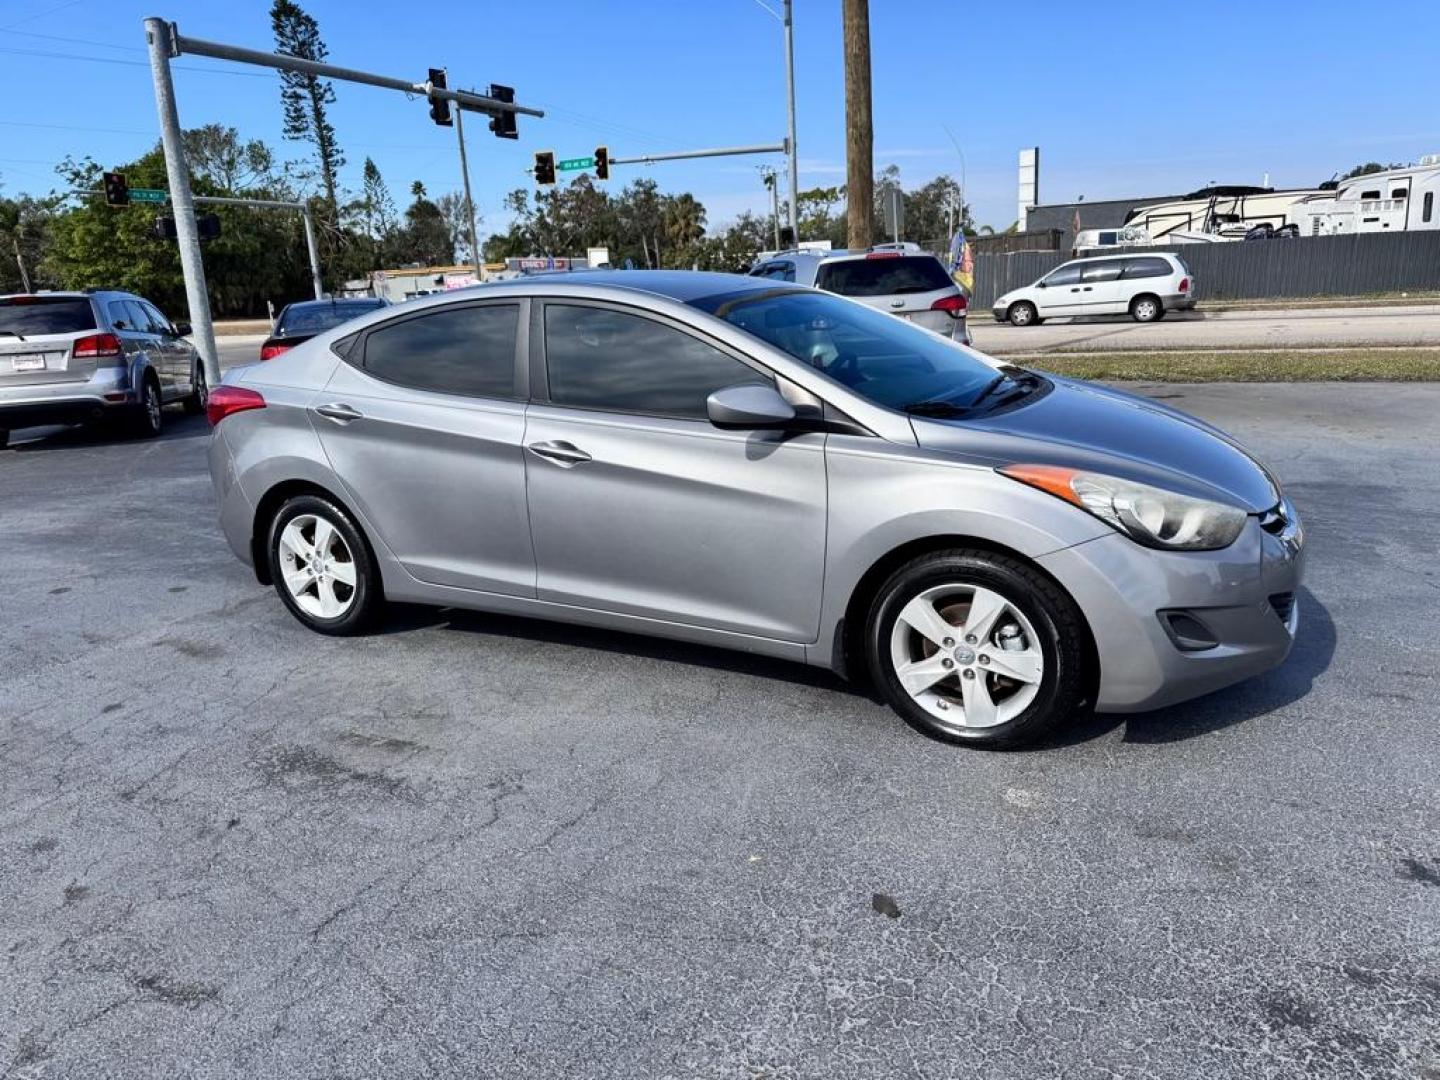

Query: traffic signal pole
left=141, top=15, right=542, bottom=385
left=783, top=0, right=799, bottom=238
left=607, top=142, right=787, bottom=167
left=145, top=17, right=219, bottom=388
left=451, top=97, right=483, bottom=279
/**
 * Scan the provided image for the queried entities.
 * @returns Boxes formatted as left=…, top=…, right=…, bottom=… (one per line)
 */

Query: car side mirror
left=1036, top=281, right=1047, bottom=289
left=706, top=383, right=797, bottom=430
left=171, top=321, right=192, bottom=337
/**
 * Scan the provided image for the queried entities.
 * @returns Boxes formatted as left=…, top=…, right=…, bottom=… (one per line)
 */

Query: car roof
left=282, top=297, right=384, bottom=310
left=526, top=270, right=789, bottom=304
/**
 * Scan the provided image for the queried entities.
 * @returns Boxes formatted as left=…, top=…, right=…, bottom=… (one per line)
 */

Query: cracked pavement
left=2, top=384, right=1438, bottom=1078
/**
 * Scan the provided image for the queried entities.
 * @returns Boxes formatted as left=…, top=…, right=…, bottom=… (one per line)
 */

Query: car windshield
left=815, top=255, right=953, bottom=296
left=0, top=297, right=96, bottom=336
left=276, top=301, right=381, bottom=337
left=691, top=287, right=1002, bottom=411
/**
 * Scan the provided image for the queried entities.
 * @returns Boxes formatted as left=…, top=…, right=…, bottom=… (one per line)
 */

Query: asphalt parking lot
left=2, top=383, right=1438, bottom=1079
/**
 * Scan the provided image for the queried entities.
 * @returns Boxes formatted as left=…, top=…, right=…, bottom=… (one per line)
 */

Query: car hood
left=910, top=375, right=1280, bottom=512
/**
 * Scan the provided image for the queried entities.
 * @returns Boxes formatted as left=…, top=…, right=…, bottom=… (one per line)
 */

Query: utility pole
left=451, top=81, right=483, bottom=279
left=144, top=17, right=220, bottom=388
left=761, top=168, right=781, bottom=249
left=12, top=236, right=31, bottom=293
left=842, top=0, right=874, bottom=250
left=782, top=0, right=799, bottom=239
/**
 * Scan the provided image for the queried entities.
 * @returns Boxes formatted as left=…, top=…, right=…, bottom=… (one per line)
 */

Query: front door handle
left=1070, top=287, right=1082, bottom=292
left=313, top=402, right=364, bottom=424
left=527, top=440, right=592, bottom=467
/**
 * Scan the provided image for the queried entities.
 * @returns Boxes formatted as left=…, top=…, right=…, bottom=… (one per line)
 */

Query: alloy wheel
left=277, top=513, right=358, bottom=619
left=888, top=583, right=1044, bottom=731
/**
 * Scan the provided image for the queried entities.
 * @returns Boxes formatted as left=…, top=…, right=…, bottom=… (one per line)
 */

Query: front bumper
left=1037, top=510, right=1305, bottom=712
left=0, top=369, right=132, bottom=429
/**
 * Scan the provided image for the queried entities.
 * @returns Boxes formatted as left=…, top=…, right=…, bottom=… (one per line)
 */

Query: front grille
left=1269, top=592, right=1295, bottom=623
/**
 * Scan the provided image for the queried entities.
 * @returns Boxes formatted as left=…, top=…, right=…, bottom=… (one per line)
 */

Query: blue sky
left=2, top=0, right=1438, bottom=237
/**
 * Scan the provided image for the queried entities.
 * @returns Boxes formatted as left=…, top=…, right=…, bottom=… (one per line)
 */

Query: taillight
left=865, top=251, right=901, bottom=259
left=1178, top=277, right=1190, bottom=292
left=259, top=342, right=292, bottom=361
left=930, top=294, right=968, bottom=316
left=72, top=332, right=122, bottom=359
left=207, top=385, right=266, bottom=427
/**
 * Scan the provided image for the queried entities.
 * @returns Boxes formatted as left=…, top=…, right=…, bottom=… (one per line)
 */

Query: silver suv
left=0, top=290, right=204, bottom=448
left=750, top=245, right=971, bottom=344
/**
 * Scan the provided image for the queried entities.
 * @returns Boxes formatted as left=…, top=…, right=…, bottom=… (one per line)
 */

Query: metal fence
left=970, top=230, right=1440, bottom=309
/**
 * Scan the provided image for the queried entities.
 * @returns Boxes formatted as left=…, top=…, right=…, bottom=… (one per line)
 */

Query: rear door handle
left=527, top=440, right=592, bottom=467
left=313, top=402, right=364, bottom=424
left=1082, top=286, right=1093, bottom=292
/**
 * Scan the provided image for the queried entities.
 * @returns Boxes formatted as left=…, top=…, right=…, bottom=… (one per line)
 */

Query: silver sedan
left=206, top=271, right=1303, bottom=748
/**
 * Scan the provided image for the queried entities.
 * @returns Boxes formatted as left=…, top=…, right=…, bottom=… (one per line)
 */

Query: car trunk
left=815, top=256, right=962, bottom=337
left=0, top=297, right=101, bottom=386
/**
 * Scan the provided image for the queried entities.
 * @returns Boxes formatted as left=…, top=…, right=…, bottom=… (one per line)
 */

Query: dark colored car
left=260, top=298, right=387, bottom=361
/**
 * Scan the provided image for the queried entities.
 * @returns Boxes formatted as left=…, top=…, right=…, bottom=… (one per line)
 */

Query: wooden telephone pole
left=843, top=0, right=874, bottom=250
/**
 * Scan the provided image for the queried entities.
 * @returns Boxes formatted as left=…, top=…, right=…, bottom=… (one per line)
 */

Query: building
left=1024, top=195, right=1182, bottom=253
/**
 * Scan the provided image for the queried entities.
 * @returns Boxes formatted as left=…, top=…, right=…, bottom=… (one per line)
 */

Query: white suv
left=992, top=252, right=1196, bottom=326
left=750, top=247, right=971, bottom=344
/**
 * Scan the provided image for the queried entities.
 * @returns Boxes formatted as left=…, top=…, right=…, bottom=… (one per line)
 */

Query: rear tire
left=267, top=494, right=381, bottom=636
left=183, top=361, right=208, bottom=415
left=1007, top=301, right=1040, bottom=327
left=131, top=372, right=163, bottom=438
left=1130, top=294, right=1163, bottom=323
left=864, top=549, right=1088, bottom=749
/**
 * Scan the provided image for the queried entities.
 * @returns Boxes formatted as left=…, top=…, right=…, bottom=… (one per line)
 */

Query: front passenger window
left=544, top=305, right=768, bottom=420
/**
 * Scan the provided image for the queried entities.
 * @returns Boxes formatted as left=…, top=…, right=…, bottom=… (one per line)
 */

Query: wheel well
left=1130, top=292, right=1161, bottom=311
left=249, top=479, right=377, bottom=588
left=837, top=534, right=1100, bottom=705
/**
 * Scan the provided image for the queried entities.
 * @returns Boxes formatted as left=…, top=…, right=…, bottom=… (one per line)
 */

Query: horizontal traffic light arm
left=607, top=141, right=787, bottom=166
left=168, top=26, right=543, bottom=119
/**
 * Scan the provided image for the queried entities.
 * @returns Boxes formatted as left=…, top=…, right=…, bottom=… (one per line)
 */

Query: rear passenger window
left=1080, top=261, right=1124, bottom=283
left=816, top=256, right=952, bottom=296
left=107, top=300, right=138, bottom=330
left=544, top=304, right=767, bottom=419
left=361, top=304, right=519, bottom=399
left=1122, top=257, right=1172, bottom=279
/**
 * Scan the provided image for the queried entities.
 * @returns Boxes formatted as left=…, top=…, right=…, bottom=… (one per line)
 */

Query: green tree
left=1339, top=161, right=1406, bottom=180
left=0, top=177, right=56, bottom=294
left=271, top=0, right=344, bottom=215
left=393, top=181, right=453, bottom=265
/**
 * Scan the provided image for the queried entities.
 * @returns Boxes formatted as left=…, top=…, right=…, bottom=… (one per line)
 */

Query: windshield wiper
left=0, top=330, right=26, bottom=341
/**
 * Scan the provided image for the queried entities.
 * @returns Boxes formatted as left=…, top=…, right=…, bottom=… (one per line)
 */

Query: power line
left=0, top=44, right=272, bottom=77
left=0, top=0, right=86, bottom=32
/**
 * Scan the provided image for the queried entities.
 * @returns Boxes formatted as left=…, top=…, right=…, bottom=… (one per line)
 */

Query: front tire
left=864, top=549, right=1088, bottom=749
left=267, top=494, right=380, bottom=635
left=1007, top=301, right=1040, bottom=327
left=1130, top=294, right=1163, bottom=323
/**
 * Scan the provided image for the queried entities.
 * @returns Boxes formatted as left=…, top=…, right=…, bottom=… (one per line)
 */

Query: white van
left=991, top=253, right=1196, bottom=326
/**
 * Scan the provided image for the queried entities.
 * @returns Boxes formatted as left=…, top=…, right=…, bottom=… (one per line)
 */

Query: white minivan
left=992, top=252, right=1196, bottom=326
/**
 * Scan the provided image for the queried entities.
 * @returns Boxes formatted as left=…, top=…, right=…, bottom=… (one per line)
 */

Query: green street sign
left=130, top=188, right=168, bottom=203
left=558, top=156, right=594, bottom=172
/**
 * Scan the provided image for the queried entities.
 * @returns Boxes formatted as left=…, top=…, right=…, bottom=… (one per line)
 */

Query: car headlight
left=999, top=464, right=1247, bottom=550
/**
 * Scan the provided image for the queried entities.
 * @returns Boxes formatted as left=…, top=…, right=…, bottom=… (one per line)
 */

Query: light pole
left=450, top=78, right=483, bottom=279
left=782, top=0, right=798, bottom=239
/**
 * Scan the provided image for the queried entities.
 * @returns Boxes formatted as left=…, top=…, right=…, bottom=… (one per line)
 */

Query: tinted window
left=692, top=288, right=1001, bottom=412
left=544, top=305, right=767, bottom=419
left=106, top=300, right=139, bottom=330
left=751, top=261, right=795, bottom=282
left=0, top=297, right=96, bottom=335
left=1360, top=189, right=1381, bottom=200
left=816, top=256, right=952, bottom=296
left=1080, top=260, right=1125, bottom=283
left=1122, top=257, right=1173, bottom=279
left=1098, top=231, right=1117, bottom=245
left=138, top=301, right=173, bottom=334
left=362, top=304, right=518, bottom=399
left=278, top=300, right=384, bottom=337
left=1425, top=192, right=1434, bottom=223
left=1041, top=263, right=1083, bottom=287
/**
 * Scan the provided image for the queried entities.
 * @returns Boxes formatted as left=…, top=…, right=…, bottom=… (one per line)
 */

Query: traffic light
left=594, top=146, right=609, bottom=181
left=779, top=226, right=795, bottom=248
left=197, top=213, right=222, bottom=241
left=103, top=171, right=129, bottom=207
left=534, top=151, right=556, bottom=186
left=488, top=84, right=517, bottom=139
left=153, top=216, right=178, bottom=240
left=427, top=67, right=452, bottom=127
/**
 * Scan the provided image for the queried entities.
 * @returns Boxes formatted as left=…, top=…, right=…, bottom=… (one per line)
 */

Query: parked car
left=750, top=247, right=970, bottom=344
left=0, top=290, right=203, bottom=448
left=207, top=271, right=1303, bottom=749
left=992, top=252, right=1196, bottom=326
left=260, top=297, right=388, bottom=360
